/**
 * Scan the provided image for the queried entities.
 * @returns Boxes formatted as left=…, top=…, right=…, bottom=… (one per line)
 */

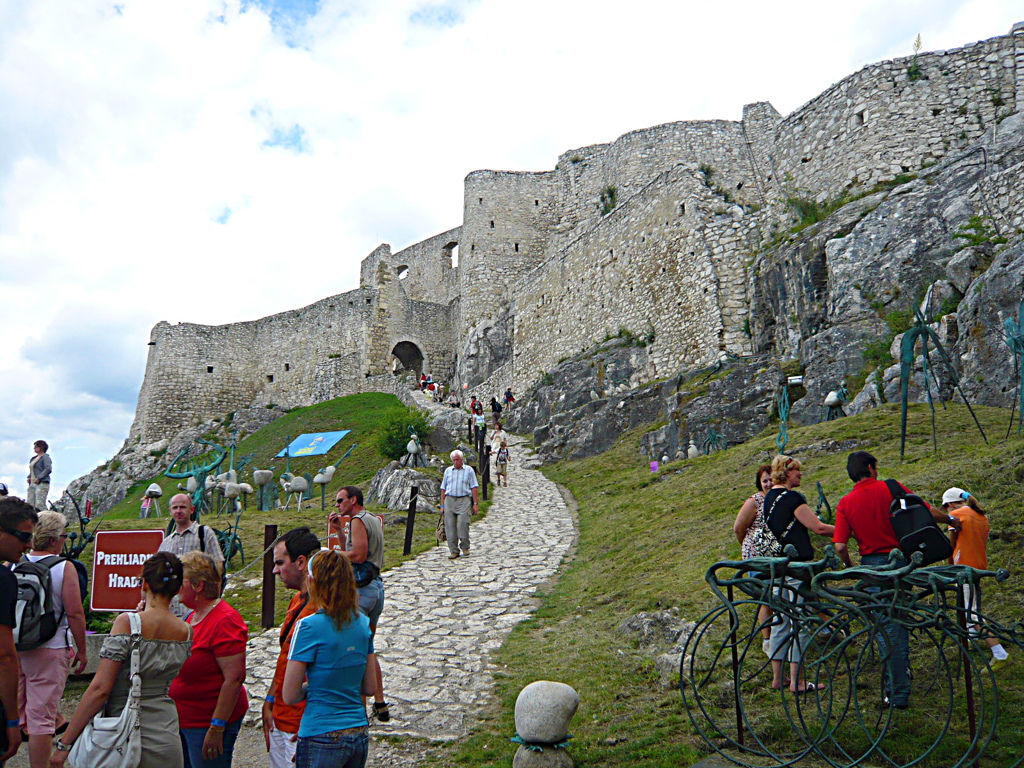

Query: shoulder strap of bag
left=766, top=490, right=799, bottom=542
left=884, top=479, right=906, bottom=502
left=198, top=525, right=207, bottom=553
left=279, top=595, right=310, bottom=647
left=127, top=612, right=143, bottom=696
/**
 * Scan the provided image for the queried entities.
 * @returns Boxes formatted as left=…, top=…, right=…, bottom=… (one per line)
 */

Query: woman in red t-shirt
left=169, top=552, right=248, bottom=767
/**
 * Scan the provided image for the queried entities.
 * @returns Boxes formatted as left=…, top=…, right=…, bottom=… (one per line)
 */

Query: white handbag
left=69, top=612, right=143, bottom=768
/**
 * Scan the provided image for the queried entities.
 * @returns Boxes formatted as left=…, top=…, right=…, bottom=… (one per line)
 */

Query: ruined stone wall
left=773, top=31, right=1020, bottom=199
left=550, top=120, right=764, bottom=250
left=508, top=165, right=765, bottom=397
left=129, top=280, right=455, bottom=442
left=359, top=227, right=461, bottom=305
left=457, top=171, right=560, bottom=338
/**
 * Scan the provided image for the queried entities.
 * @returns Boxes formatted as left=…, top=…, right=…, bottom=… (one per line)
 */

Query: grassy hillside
left=432, top=403, right=1024, bottom=768
left=76, top=393, right=491, bottom=628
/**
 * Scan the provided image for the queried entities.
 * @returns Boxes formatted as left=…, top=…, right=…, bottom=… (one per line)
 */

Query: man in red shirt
left=263, top=527, right=321, bottom=768
left=833, top=451, right=960, bottom=708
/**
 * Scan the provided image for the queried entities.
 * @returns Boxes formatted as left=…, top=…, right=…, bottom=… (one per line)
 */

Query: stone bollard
left=512, top=681, right=579, bottom=767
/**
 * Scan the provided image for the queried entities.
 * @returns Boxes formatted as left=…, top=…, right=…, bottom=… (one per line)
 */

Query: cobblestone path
left=243, top=403, right=577, bottom=747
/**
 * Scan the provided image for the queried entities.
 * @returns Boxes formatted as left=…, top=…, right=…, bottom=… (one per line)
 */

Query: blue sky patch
left=263, top=124, right=308, bottom=152
left=215, top=207, right=232, bottom=224
left=409, top=4, right=463, bottom=29
left=243, top=0, right=319, bottom=28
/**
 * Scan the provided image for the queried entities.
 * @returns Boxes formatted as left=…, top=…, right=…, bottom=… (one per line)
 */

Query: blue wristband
left=7, top=719, right=20, bottom=728
left=265, top=695, right=276, bottom=704
left=210, top=718, right=227, bottom=728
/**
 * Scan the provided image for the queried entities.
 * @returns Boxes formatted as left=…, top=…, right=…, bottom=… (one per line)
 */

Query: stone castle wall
left=508, top=166, right=764, bottom=396
left=125, top=24, right=1024, bottom=442
left=772, top=33, right=1020, bottom=199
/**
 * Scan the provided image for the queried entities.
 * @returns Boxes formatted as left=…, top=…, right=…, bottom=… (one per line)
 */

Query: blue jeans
left=861, top=553, right=911, bottom=705
left=357, top=578, right=384, bottom=628
left=296, top=729, right=369, bottom=768
left=180, top=719, right=242, bottom=768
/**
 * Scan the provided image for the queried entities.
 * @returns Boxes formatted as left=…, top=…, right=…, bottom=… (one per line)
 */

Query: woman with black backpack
left=15, top=512, right=86, bottom=768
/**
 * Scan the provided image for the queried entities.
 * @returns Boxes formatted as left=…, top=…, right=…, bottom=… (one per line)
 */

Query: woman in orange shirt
left=943, top=487, right=1008, bottom=667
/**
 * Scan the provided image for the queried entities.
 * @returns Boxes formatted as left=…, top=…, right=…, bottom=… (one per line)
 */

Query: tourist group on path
left=1, top=478, right=398, bottom=768
left=732, top=449, right=1008, bottom=705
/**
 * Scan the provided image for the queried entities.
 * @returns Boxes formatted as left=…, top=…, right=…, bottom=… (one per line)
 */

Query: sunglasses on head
left=2, top=526, right=32, bottom=544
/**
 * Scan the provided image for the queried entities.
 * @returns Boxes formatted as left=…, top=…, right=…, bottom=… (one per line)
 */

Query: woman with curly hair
left=283, top=549, right=375, bottom=768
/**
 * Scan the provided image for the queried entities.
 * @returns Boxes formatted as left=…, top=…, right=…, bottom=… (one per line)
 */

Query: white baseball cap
left=942, top=487, right=969, bottom=506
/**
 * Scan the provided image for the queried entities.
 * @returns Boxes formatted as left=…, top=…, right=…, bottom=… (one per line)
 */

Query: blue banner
left=276, top=431, right=351, bottom=458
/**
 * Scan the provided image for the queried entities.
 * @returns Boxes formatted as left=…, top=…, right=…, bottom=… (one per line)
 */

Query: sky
left=1, top=0, right=1021, bottom=502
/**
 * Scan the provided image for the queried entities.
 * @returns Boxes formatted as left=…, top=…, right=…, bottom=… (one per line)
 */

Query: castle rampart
left=123, top=23, right=1024, bottom=444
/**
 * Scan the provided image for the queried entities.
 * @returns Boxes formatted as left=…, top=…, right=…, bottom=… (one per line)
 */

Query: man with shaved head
left=157, top=493, right=224, bottom=616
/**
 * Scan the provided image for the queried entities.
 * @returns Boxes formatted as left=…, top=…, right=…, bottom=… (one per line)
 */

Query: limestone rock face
left=367, top=463, right=441, bottom=514
left=459, top=311, right=513, bottom=390
left=507, top=340, right=778, bottom=464
left=514, top=681, right=580, bottom=744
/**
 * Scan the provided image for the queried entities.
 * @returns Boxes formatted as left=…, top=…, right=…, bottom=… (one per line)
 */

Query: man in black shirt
left=1, top=496, right=38, bottom=763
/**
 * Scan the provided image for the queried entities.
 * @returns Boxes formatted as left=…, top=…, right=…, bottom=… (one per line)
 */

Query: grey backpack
left=12, top=555, right=65, bottom=651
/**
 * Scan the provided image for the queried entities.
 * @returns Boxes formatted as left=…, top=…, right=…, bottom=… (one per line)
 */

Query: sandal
left=372, top=701, right=391, bottom=722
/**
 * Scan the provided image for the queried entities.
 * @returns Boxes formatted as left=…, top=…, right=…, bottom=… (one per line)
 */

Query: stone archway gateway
left=391, top=341, right=424, bottom=376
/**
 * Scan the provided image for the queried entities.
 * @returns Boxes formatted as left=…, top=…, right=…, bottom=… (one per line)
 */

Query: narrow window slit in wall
left=534, top=200, right=539, bottom=206
left=490, top=221, right=495, bottom=228
left=679, top=204, right=685, bottom=215
left=514, top=243, right=519, bottom=252
left=267, top=375, right=274, bottom=383
left=207, top=366, right=214, bottom=374
left=736, top=182, right=743, bottom=190
left=285, top=363, right=290, bottom=371
left=478, top=197, right=483, bottom=204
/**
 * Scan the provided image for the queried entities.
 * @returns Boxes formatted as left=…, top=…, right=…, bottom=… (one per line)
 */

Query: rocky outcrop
left=367, top=463, right=441, bottom=514
left=505, top=339, right=779, bottom=463
left=64, top=406, right=287, bottom=517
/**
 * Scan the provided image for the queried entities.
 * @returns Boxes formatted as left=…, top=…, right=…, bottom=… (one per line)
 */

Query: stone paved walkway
left=242, top=398, right=577, bottom=746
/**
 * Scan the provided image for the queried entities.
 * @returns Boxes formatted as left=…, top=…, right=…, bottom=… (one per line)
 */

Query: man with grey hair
left=440, top=450, right=479, bottom=559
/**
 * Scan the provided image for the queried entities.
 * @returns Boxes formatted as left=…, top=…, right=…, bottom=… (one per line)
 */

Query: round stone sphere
left=513, top=745, right=574, bottom=768
left=514, top=681, right=579, bottom=744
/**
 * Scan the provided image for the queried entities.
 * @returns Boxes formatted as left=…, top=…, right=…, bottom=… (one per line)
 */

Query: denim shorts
left=295, top=728, right=369, bottom=768
left=357, top=578, right=384, bottom=629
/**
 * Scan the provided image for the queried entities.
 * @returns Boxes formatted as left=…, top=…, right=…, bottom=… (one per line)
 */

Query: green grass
left=78, top=393, right=495, bottom=628
left=429, top=403, right=1024, bottom=768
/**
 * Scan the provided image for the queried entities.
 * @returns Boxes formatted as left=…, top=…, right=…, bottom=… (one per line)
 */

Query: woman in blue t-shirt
left=283, top=549, right=374, bottom=768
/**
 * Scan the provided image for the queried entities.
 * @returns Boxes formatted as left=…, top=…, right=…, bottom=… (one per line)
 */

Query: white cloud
left=1, top=0, right=1021, bottom=495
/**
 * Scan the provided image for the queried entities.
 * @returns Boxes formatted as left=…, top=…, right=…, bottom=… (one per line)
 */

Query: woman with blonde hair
left=169, top=551, right=248, bottom=767
left=17, top=512, right=86, bottom=768
left=763, top=455, right=834, bottom=693
left=283, top=549, right=375, bottom=768
left=49, top=552, right=192, bottom=768
left=942, top=488, right=1009, bottom=666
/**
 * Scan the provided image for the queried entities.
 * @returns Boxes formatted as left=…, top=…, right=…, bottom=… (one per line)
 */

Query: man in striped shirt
left=158, top=493, right=225, bottom=616
left=440, top=450, right=479, bottom=559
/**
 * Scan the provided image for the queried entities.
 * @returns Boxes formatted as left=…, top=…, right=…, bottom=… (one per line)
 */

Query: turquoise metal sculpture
left=1002, top=295, right=1024, bottom=437
left=898, top=304, right=987, bottom=457
left=814, top=480, right=833, bottom=524
left=775, top=383, right=790, bottom=454
left=682, top=546, right=1024, bottom=768
left=702, top=425, right=727, bottom=455
left=164, top=439, right=227, bottom=520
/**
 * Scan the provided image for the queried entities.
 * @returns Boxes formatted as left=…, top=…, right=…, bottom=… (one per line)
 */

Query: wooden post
left=467, top=417, right=473, bottom=442
left=261, top=524, right=277, bottom=630
left=482, top=446, right=491, bottom=501
left=403, top=486, right=418, bottom=556
left=727, top=583, right=744, bottom=749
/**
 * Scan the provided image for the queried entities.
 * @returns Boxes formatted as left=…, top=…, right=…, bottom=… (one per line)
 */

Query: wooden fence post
left=403, top=486, right=418, bottom=556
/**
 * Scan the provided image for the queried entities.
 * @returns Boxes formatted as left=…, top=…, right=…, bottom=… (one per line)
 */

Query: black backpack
left=885, top=480, right=953, bottom=566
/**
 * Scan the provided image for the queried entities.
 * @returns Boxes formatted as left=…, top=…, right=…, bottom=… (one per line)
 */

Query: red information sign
left=91, top=530, right=165, bottom=612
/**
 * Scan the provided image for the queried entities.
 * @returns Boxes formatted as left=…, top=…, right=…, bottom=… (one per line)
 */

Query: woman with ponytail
left=942, top=488, right=1009, bottom=666
left=282, top=549, right=374, bottom=768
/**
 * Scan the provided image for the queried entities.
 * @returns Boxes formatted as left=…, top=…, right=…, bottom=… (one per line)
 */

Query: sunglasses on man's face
left=2, top=526, right=32, bottom=544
